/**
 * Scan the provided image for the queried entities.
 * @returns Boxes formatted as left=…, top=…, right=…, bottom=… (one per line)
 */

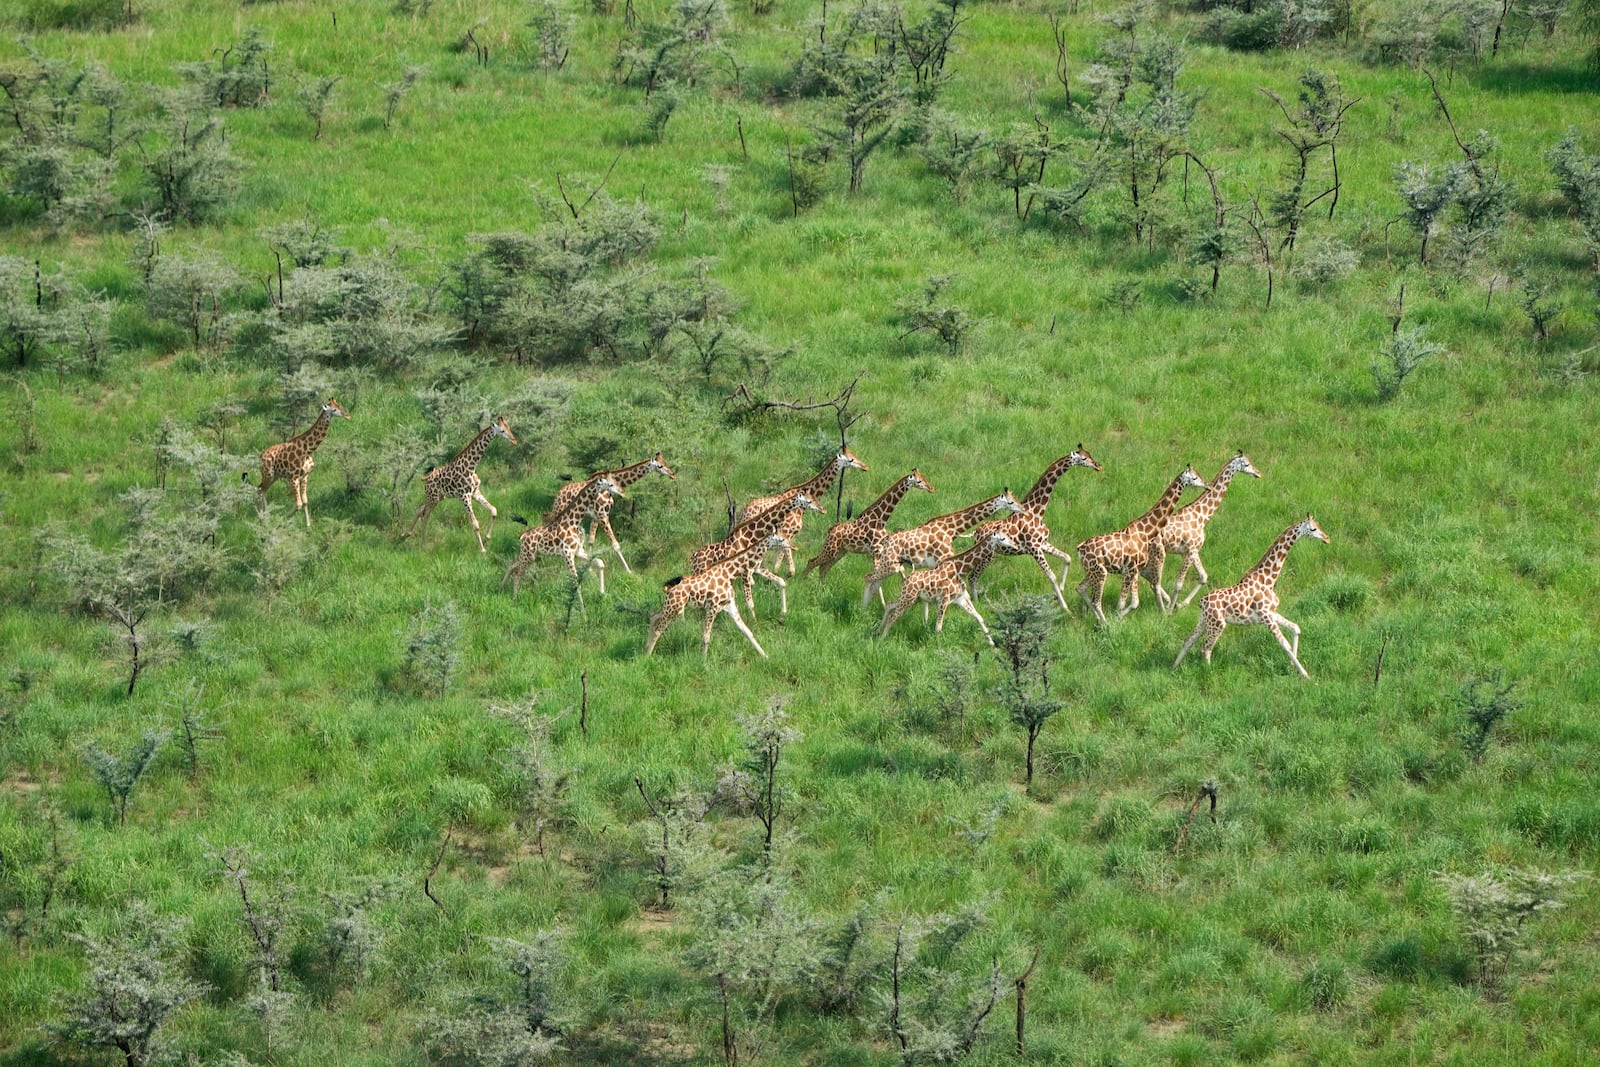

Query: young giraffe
left=877, top=529, right=1021, bottom=646
left=500, top=476, right=625, bottom=607
left=1074, top=465, right=1208, bottom=624
left=406, top=417, right=519, bottom=552
left=245, top=398, right=350, bottom=526
left=968, top=445, right=1102, bottom=611
left=546, top=453, right=676, bottom=574
left=861, top=490, right=1024, bottom=607
left=645, top=532, right=793, bottom=659
left=1127, top=450, right=1262, bottom=613
left=802, top=469, right=936, bottom=580
left=691, top=493, right=825, bottom=618
left=1174, top=514, right=1330, bottom=678
left=738, top=448, right=870, bottom=574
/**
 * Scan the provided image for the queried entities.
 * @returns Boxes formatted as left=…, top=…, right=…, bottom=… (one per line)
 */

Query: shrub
left=1373, top=323, right=1445, bottom=400
left=1438, top=867, right=1588, bottom=990
left=402, top=599, right=462, bottom=697
left=1291, top=239, right=1359, bottom=287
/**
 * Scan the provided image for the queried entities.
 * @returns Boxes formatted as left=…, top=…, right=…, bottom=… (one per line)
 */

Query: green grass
left=3, top=1, right=1600, bottom=1064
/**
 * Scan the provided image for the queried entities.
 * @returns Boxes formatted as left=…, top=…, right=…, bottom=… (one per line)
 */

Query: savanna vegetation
left=2, top=0, right=1598, bottom=1063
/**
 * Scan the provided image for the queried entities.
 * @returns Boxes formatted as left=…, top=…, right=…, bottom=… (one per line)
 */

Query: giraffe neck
left=1021, top=455, right=1075, bottom=514
left=858, top=474, right=921, bottom=529
left=1243, top=522, right=1304, bottom=588
left=1176, top=463, right=1238, bottom=524
left=451, top=424, right=498, bottom=473
left=555, top=478, right=611, bottom=524
left=794, top=456, right=847, bottom=502
left=297, top=408, right=334, bottom=453
left=951, top=538, right=1002, bottom=577
left=604, top=456, right=662, bottom=490
left=930, top=494, right=1008, bottom=536
left=1126, top=474, right=1189, bottom=538
left=728, top=497, right=804, bottom=546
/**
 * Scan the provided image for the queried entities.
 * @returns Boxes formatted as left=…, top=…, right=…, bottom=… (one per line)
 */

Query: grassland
left=2, top=1, right=1599, bottom=1064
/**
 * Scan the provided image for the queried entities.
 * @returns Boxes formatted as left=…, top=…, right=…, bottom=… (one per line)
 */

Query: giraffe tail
left=242, top=469, right=257, bottom=487
left=511, top=514, right=530, bottom=526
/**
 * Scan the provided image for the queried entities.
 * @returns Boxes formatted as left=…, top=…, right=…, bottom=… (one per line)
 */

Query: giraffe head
left=1069, top=443, right=1103, bottom=472
left=491, top=416, right=518, bottom=445
left=323, top=398, right=351, bottom=420
left=994, top=489, right=1024, bottom=516
left=837, top=448, right=870, bottom=474
left=1226, top=450, right=1262, bottom=479
left=1298, top=513, right=1330, bottom=544
left=595, top=475, right=626, bottom=499
left=648, top=452, right=676, bottom=480
left=908, top=468, right=935, bottom=494
left=791, top=492, right=826, bottom=516
left=983, top=528, right=1021, bottom=553
left=764, top=532, right=793, bottom=553
left=1178, top=465, right=1208, bottom=492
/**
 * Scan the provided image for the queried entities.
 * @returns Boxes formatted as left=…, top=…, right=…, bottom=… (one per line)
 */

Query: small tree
left=529, top=0, right=575, bottom=70
left=81, top=729, right=169, bottom=825
left=1546, top=128, right=1600, bottom=268
left=50, top=908, right=208, bottom=1067
left=1457, top=670, right=1520, bottom=762
left=816, top=50, right=908, bottom=193
left=893, top=275, right=976, bottom=356
left=881, top=901, right=1003, bottom=1065
left=1439, top=867, right=1588, bottom=992
left=1373, top=322, right=1445, bottom=400
left=167, top=677, right=226, bottom=778
left=716, top=696, right=802, bottom=864
left=134, top=87, right=243, bottom=223
left=492, top=697, right=572, bottom=857
left=1393, top=160, right=1463, bottom=266
left=402, top=598, right=462, bottom=697
left=423, top=930, right=569, bottom=1065
left=635, top=777, right=712, bottom=909
left=295, top=75, right=341, bottom=141
left=990, top=596, right=1063, bottom=790
left=209, top=846, right=294, bottom=995
left=381, top=66, right=426, bottom=130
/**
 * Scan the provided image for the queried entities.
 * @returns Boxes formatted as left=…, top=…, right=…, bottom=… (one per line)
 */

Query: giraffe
left=968, top=445, right=1102, bottom=611
left=1174, top=514, right=1330, bottom=678
left=244, top=398, right=350, bottom=526
left=500, top=476, right=625, bottom=608
left=1074, top=465, right=1208, bottom=624
left=877, top=529, right=1022, bottom=646
left=546, top=452, right=676, bottom=574
left=405, top=417, right=519, bottom=552
left=802, top=469, right=936, bottom=580
left=645, top=532, right=793, bottom=659
left=690, top=493, right=825, bottom=618
left=738, top=447, right=870, bottom=574
left=1128, top=450, right=1262, bottom=612
left=861, top=490, right=1024, bottom=607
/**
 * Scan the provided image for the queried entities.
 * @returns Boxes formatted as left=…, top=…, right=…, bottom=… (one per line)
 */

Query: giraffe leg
left=472, top=488, right=498, bottom=544
left=592, top=557, right=606, bottom=597
left=1267, top=618, right=1309, bottom=678
left=878, top=591, right=914, bottom=637
left=933, top=596, right=951, bottom=633
left=1178, top=554, right=1211, bottom=608
left=1032, top=549, right=1070, bottom=611
left=295, top=475, right=312, bottom=526
left=1117, top=567, right=1143, bottom=617
left=1273, top=612, right=1304, bottom=658
left=754, top=567, right=788, bottom=617
left=462, top=497, right=487, bottom=552
left=1041, top=544, right=1074, bottom=599
left=1200, top=616, right=1226, bottom=663
left=952, top=591, right=995, bottom=645
left=1174, top=618, right=1205, bottom=668
left=408, top=495, right=438, bottom=542
left=743, top=575, right=757, bottom=619
left=596, top=513, right=631, bottom=574
left=565, top=554, right=586, bottom=614
left=701, top=604, right=718, bottom=658
left=645, top=593, right=686, bottom=655
left=1076, top=565, right=1108, bottom=625
left=724, top=602, right=768, bottom=658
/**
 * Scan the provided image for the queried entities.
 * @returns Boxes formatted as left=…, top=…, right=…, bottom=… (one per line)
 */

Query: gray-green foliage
left=143, top=247, right=244, bottom=349
left=50, top=907, right=207, bottom=1067
left=1393, top=160, right=1464, bottom=265
left=893, top=275, right=976, bottom=356
left=421, top=931, right=568, bottom=1065
left=1438, top=867, right=1588, bottom=989
left=527, top=0, right=574, bottom=71
left=880, top=901, right=1003, bottom=1064
left=294, top=74, right=340, bottom=141
left=492, top=698, right=572, bottom=856
left=636, top=778, right=712, bottom=908
left=684, top=862, right=821, bottom=1066
left=915, top=108, right=989, bottom=203
left=0, top=49, right=127, bottom=226
left=177, top=26, right=274, bottom=108
left=137, top=86, right=243, bottom=223
left=1373, top=322, right=1445, bottom=399
left=990, top=596, right=1064, bottom=789
left=382, top=65, right=426, bottom=130
left=402, top=598, right=462, bottom=697
left=1457, top=671, right=1520, bottom=761
left=717, top=697, right=802, bottom=860
left=614, top=0, right=733, bottom=95
left=1546, top=127, right=1600, bottom=266
left=80, top=728, right=170, bottom=825
left=642, top=78, right=684, bottom=142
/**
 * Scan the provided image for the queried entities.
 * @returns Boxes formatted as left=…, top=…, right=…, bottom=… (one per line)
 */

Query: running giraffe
left=1174, top=514, right=1330, bottom=678
left=645, top=532, right=793, bottom=659
left=803, top=469, right=936, bottom=580
left=739, top=447, right=869, bottom=573
left=969, top=445, right=1101, bottom=611
left=877, top=528, right=1021, bottom=646
left=691, top=493, right=824, bottom=619
left=500, top=476, right=624, bottom=608
left=861, top=490, right=1023, bottom=607
left=245, top=398, right=350, bottom=526
left=406, top=417, right=518, bottom=551
left=1128, top=450, right=1261, bottom=612
left=547, top=453, right=676, bottom=574
left=1074, top=465, right=1208, bottom=624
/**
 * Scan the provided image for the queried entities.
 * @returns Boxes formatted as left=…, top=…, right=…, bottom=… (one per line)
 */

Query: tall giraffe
left=802, top=469, right=936, bottom=580
left=645, top=532, right=793, bottom=659
left=547, top=452, right=676, bottom=574
left=500, top=476, right=624, bottom=607
left=1174, top=514, right=1330, bottom=678
left=245, top=398, right=350, bottom=526
left=691, top=493, right=824, bottom=618
left=738, top=447, right=870, bottom=573
left=861, top=490, right=1024, bottom=606
left=969, top=445, right=1102, bottom=611
left=1129, top=450, right=1262, bottom=612
left=406, top=417, right=518, bottom=551
left=877, top=529, right=1021, bottom=645
left=1074, top=465, right=1208, bottom=624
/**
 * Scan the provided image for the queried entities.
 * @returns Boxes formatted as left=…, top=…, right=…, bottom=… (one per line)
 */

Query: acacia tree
left=1259, top=69, right=1358, bottom=252
left=990, top=597, right=1064, bottom=790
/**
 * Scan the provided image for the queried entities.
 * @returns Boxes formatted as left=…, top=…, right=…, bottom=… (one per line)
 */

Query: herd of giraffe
left=248, top=400, right=1331, bottom=677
